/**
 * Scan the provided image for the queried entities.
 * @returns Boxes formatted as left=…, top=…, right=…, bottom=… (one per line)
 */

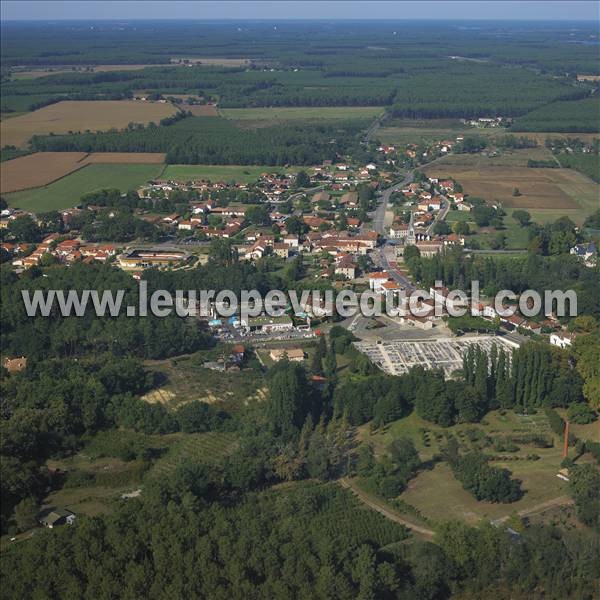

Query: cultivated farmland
left=1, top=151, right=166, bottom=193
left=0, top=99, right=178, bottom=147
left=0, top=151, right=88, bottom=194
left=83, top=152, right=166, bottom=164
left=424, top=164, right=599, bottom=224
left=186, top=104, right=219, bottom=116
left=5, top=163, right=163, bottom=212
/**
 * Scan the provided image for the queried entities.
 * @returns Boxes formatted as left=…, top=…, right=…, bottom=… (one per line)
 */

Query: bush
left=567, top=403, right=596, bottom=425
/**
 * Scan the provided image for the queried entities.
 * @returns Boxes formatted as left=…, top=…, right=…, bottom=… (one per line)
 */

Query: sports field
left=6, top=163, right=164, bottom=212
left=221, top=106, right=384, bottom=121
left=0, top=99, right=178, bottom=147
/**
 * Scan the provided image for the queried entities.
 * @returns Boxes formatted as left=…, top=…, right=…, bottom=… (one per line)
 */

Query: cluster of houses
left=3, top=234, right=117, bottom=269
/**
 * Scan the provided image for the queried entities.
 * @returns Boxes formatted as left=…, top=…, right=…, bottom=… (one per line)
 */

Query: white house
left=570, top=243, right=597, bottom=267
left=368, top=271, right=391, bottom=292
left=550, top=332, right=574, bottom=349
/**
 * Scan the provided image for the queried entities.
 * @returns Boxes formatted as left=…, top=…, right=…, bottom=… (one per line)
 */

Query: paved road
left=425, top=193, right=451, bottom=236
left=371, top=172, right=413, bottom=235
left=339, top=477, right=435, bottom=539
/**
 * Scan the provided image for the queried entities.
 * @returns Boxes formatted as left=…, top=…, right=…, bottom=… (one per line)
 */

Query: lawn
left=161, top=164, right=297, bottom=183
left=446, top=210, right=532, bottom=249
left=221, top=106, right=384, bottom=121
left=6, top=163, right=163, bottom=211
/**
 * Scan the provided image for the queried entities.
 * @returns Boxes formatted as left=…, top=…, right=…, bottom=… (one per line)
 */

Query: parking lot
left=354, top=336, right=519, bottom=376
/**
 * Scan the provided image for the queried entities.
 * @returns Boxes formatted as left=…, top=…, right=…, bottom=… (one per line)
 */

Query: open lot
left=424, top=163, right=599, bottom=225
left=0, top=99, right=178, bottom=147
left=161, top=163, right=297, bottom=183
left=6, top=163, right=163, bottom=212
left=221, top=106, right=384, bottom=121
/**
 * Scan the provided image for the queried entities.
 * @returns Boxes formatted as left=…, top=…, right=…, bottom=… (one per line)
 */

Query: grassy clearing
left=161, top=164, right=296, bottom=183
left=6, top=163, right=163, bottom=211
left=221, top=106, right=384, bottom=121
left=363, top=409, right=574, bottom=525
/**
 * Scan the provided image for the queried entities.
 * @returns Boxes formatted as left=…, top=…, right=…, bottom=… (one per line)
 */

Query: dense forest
left=511, top=97, right=600, bottom=133
left=29, top=116, right=368, bottom=165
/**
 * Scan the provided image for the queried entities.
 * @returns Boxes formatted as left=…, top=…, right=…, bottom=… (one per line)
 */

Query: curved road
left=340, top=477, right=435, bottom=539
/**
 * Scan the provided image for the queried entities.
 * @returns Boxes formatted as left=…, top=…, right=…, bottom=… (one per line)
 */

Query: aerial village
left=2, top=134, right=596, bottom=375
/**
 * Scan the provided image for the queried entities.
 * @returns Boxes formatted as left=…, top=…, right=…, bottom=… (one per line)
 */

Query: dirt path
left=339, top=477, right=435, bottom=539
left=493, top=495, right=574, bottom=525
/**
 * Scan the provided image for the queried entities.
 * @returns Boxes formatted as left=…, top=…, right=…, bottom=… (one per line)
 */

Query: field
left=0, top=151, right=88, bottom=194
left=161, top=164, right=296, bottom=183
left=186, top=104, right=219, bottom=116
left=378, top=118, right=506, bottom=146
left=0, top=100, right=178, bottom=147
left=1, top=151, right=166, bottom=194
left=446, top=209, right=532, bottom=250
left=83, top=152, right=165, bottom=164
left=362, top=410, right=579, bottom=525
left=424, top=162, right=599, bottom=225
left=6, top=163, right=163, bottom=212
left=9, top=64, right=182, bottom=80
left=221, top=106, right=384, bottom=121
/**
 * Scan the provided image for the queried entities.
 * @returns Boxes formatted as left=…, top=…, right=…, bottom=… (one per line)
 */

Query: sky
left=1, top=1, right=599, bottom=22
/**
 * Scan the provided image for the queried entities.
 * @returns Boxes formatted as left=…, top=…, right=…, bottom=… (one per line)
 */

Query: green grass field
left=6, top=163, right=163, bottom=212
left=446, top=210, right=531, bottom=250
left=221, top=106, right=384, bottom=121
left=161, top=164, right=298, bottom=183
